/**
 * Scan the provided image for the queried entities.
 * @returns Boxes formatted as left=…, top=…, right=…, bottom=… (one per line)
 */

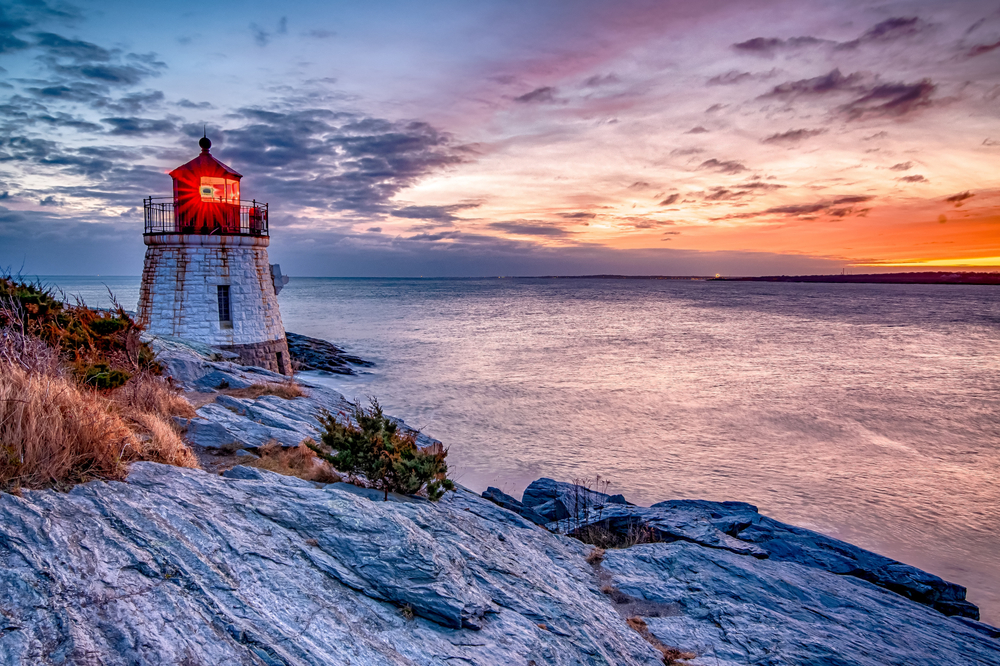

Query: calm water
left=44, top=276, right=1000, bottom=624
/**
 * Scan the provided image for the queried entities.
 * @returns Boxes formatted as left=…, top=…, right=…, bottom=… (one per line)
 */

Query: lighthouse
left=137, top=136, right=291, bottom=374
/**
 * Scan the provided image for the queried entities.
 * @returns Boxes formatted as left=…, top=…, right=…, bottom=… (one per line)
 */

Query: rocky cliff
left=0, top=338, right=997, bottom=665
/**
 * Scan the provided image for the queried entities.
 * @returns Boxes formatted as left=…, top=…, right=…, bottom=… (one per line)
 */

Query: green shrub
left=77, top=363, right=132, bottom=390
left=308, top=398, right=454, bottom=501
left=0, top=276, right=158, bottom=379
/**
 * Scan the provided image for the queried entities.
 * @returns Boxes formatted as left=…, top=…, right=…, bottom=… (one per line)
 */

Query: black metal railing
left=143, top=196, right=269, bottom=237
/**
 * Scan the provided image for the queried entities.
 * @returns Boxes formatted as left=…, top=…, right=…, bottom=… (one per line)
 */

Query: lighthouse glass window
left=199, top=177, right=240, bottom=204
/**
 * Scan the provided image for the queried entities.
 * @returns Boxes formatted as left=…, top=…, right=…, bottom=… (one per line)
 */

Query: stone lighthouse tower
left=138, top=136, right=291, bottom=374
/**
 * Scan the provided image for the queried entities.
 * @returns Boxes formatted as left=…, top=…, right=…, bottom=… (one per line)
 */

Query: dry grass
left=108, top=372, right=197, bottom=419
left=0, top=361, right=135, bottom=491
left=573, top=521, right=663, bottom=550
left=625, top=617, right=695, bottom=665
left=222, top=382, right=306, bottom=400
left=125, top=412, right=199, bottom=469
left=0, top=333, right=200, bottom=492
left=106, top=372, right=199, bottom=469
left=249, top=439, right=341, bottom=483
left=586, top=547, right=606, bottom=565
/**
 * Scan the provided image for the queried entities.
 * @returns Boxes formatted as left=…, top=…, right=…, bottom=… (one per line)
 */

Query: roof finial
left=199, top=126, right=211, bottom=152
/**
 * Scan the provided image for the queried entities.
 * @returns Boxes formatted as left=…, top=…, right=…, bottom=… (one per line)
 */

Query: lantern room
left=143, top=136, right=268, bottom=237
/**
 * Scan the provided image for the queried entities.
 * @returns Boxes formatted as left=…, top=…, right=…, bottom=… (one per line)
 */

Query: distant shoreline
left=529, top=272, right=999, bottom=285
left=713, top=271, right=1000, bottom=285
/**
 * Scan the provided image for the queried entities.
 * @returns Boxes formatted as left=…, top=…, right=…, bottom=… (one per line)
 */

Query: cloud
left=698, top=158, right=747, bottom=174
left=704, top=188, right=744, bottom=201
left=945, top=191, right=974, bottom=206
left=217, top=108, right=468, bottom=214
left=659, top=194, right=679, bottom=205
left=890, top=161, right=913, bottom=171
left=627, top=218, right=675, bottom=229
left=583, top=74, right=619, bottom=87
left=766, top=70, right=937, bottom=120
left=404, top=231, right=462, bottom=242
left=899, top=175, right=927, bottom=183
left=557, top=211, right=595, bottom=219
left=737, top=17, right=928, bottom=57
left=762, top=128, right=826, bottom=144
left=390, top=202, right=480, bottom=223
left=305, top=29, right=335, bottom=39
left=703, top=179, right=787, bottom=201
left=840, top=79, right=935, bottom=120
left=763, top=69, right=864, bottom=98
left=34, top=33, right=166, bottom=86
left=100, top=117, right=176, bottom=135
left=488, top=221, right=571, bottom=236
left=725, top=194, right=874, bottom=219
left=177, top=99, right=213, bottom=109
left=838, top=17, right=929, bottom=49
left=366, top=227, right=381, bottom=233
left=738, top=180, right=786, bottom=191
left=967, top=39, right=1000, bottom=57
left=251, top=16, right=288, bottom=47
left=685, top=126, right=709, bottom=134
left=733, top=36, right=825, bottom=55
left=670, top=147, right=704, bottom=156
left=514, top=86, right=557, bottom=103
left=708, top=70, right=753, bottom=86
left=101, top=90, right=165, bottom=114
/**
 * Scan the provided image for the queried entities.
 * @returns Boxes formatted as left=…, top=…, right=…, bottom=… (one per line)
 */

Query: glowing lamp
left=168, top=136, right=244, bottom=234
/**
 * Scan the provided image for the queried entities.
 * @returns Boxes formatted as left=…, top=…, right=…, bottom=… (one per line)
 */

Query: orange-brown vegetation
left=221, top=381, right=306, bottom=400
left=0, top=277, right=199, bottom=493
left=1, top=276, right=158, bottom=388
left=0, top=360, right=135, bottom=492
left=249, top=439, right=341, bottom=484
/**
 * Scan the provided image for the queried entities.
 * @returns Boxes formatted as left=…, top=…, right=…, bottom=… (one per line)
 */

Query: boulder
left=481, top=487, right=549, bottom=525
left=522, top=477, right=614, bottom=519
left=601, top=542, right=1000, bottom=666
left=564, top=498, right=980, bottom=619
left=0, top=463, right=663, bottom=665
left=285, top=331, right=374, bottom=375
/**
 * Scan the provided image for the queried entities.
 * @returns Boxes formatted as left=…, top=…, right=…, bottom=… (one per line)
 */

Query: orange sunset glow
left=0, top=0, right=998, bottom=275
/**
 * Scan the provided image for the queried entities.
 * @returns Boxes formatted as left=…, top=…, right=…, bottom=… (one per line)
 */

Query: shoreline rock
left=1, top=340, right=997, bottom=664
left=285, top=331, right=373, bottom=375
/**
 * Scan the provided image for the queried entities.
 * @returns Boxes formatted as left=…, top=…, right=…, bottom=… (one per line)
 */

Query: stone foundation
left=138, top=234, right=288, bottom=362
left=219, top=337, right=292, bottom=375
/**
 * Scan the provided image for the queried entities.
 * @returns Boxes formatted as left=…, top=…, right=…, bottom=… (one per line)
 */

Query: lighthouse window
left=200, top=177, right=240, bottom=203
left=217, top=285, right=231, bottom=323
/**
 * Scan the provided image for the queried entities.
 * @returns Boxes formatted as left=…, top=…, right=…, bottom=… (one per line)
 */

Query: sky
left=0, top=0, right=998, bottom=276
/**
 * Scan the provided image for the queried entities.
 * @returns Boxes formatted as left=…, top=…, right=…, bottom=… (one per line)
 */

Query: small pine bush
left=309, top=398, right=454, bottom=501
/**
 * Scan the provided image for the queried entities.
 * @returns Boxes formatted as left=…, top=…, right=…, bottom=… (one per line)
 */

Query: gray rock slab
left=602, top=542, right=1000, bottom=666
left=0, top=463, right=663, bottom=666
left=221, top=465, right=317, bottom=488
left=184, top=416, right=246, bottom=449
left=327, top=481, right=428, bottom=504
left=741, top=514, right=978, bottom=618
left=482, top=487, right=549, bottom=525
left=522, top=477, right=613, bottom=517
left=561, top=498, right=979, bottom=619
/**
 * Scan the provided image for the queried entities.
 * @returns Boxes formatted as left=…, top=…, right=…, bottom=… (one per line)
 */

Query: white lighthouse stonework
left=137, top=137, right=291, bottom=374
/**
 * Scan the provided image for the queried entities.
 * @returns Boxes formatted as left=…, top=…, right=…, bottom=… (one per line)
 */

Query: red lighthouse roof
left=169, top=136, right=242, bottom=180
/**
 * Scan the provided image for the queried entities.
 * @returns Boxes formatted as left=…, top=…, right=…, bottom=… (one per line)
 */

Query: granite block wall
left=138, top=234, right=290, bottom=373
